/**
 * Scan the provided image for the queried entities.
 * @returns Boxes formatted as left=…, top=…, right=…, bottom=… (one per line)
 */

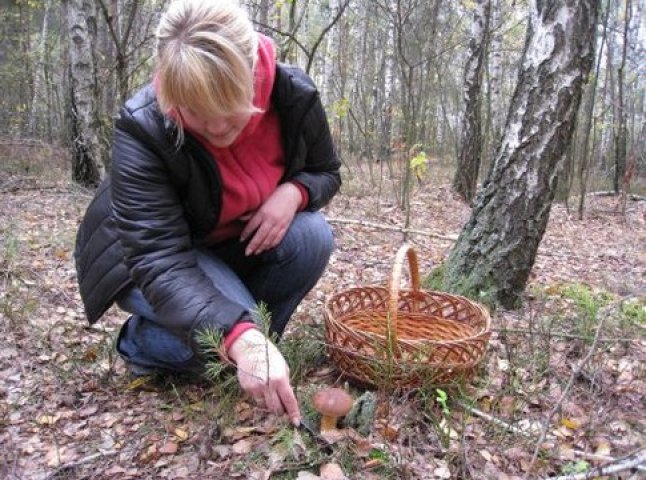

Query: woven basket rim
left=325, top=308, right=491, bottom=343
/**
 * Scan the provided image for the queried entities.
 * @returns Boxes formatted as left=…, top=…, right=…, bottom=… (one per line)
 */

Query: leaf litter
left=0, top=176, right=644, bottom=479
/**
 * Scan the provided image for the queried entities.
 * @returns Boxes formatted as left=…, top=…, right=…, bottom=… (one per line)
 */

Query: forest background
left=0, top=1, right=644, bottom=479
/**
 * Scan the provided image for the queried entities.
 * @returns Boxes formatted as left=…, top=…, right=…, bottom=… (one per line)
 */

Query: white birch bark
left=453, top=0, right=491, bottom=203
left=28, top=0, right=52, bottom=137
left=445, top=0, right=598, bottom=308
left=65, top=0, right=105, bottom=184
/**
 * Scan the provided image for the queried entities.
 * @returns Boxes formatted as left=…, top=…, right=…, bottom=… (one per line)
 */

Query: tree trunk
left=453, top=0, right=491, bottom=203
left=443, top=0, right=598, bottom=309
left=64, top=0, right=105, bottom=186
left=28, top=0, right=52, bottom=137
left=577, top=0, right=611, bottom=219
left=613, top=0, right=630, bottom=192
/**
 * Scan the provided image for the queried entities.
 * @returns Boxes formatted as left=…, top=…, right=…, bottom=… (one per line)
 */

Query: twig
left=523, top=302, right=613, bottom=478
left=458, top=402, right=639, bottom=467
left=458, top=402, right=544, bottom=438
left=493, top=327, right=641, bottom=343
left=42, top=449, right=121, bottom=480
left=327, top=217, right=458, bottom=241
left=544, top=448, right=646, bottom=479
left=586, top=190, right=645, bottom=201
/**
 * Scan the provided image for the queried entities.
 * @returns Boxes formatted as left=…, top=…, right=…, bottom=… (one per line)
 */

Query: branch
left=96, top=0, right=121, bottom=54
left=458, top=402, right=642, bottom=468
left=458, top=402, right=539, bottom=438
left=120, top=1, right=140, bottom=52
left=251, top=21, right=310, bottom=58
left=42, top=449, right=121, bottom=480
left=544, top=449, right=646, bottom=480
left=493, top=327, right=641, bottom=343
left=306, top=0, right=351, bottom=74
left=326, top=217, right=458, bottom=242
left=523, top=302, right=615, bottom=478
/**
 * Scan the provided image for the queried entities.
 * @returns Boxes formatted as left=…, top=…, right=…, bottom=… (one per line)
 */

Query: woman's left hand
left=240, top=183, right=302, bottom=256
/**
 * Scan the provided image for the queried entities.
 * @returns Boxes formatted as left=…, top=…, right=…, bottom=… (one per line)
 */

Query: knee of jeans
left=299, top=213, right=335, bottom=258
left=274, top=212, right=335, bottom=265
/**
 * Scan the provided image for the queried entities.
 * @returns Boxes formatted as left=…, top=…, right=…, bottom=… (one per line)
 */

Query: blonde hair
left=155, top=0, right=259, bottom=121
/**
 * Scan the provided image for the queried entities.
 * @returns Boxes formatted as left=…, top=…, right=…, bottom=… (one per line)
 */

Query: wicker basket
left=324, top=244, right=491, bottom=389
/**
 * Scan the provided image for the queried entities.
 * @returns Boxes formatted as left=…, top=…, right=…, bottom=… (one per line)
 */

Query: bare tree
left=453, top=0, right=492, bottom=203
left=443, top=0, right=598, bottom=308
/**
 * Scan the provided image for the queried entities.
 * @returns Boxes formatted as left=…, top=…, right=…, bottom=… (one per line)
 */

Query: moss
left=424, top=262, right=499, bottom=310
left=620, top=298, right=645, bottom=327
left=423, top=264, right=447, bottom=290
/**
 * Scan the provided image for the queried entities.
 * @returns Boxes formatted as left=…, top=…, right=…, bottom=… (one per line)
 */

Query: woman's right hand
left=226, top=328, right=301, bottom=426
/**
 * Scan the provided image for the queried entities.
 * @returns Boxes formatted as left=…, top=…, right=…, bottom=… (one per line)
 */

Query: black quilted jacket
left=74, top=64, right=341, bottom=345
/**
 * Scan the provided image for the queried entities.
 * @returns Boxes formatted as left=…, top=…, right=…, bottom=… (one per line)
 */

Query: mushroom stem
left=319, top=415, right=338, bottom=432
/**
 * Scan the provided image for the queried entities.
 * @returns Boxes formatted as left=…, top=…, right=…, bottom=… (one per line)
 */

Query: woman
left=74, top=0, right=340, bottom=427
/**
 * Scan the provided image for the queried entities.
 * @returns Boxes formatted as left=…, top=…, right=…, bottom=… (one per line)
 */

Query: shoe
left=127, top=362, right=158, bottom=378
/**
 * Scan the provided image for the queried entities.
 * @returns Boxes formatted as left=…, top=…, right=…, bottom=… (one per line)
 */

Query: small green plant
left=195, top=327, right=231, bottom=380
left=435, top=388, right=450, bottom=416
left=278, top=325, right=326, bottom=386
left=561, top=460, right=589, bottom=474
left=559, top=283, right=614, bottom=338
left=409, top=149, right=429, bottom=184
left=620, top=298, right=645, bottom=328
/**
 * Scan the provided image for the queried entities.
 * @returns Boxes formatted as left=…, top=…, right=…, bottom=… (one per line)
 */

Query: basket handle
left=387, top=243, right=421, bottom=356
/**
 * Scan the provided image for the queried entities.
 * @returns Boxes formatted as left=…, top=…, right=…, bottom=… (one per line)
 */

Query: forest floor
left=0, top=167, right=644, bottom=480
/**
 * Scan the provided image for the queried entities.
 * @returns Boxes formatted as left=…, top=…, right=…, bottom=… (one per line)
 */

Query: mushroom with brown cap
left=312, top=387, right=354, bottom=432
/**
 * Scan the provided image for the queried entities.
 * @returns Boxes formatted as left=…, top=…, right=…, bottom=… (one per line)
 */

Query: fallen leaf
left=37, top=414, right=59, bottom=425
left=320, top=463, right=346, bottom=480
left=139, top=443, right=159, bottom=464
left=232, top=438, right=254, bottom=455
left=296, top=472, right=320, bottom=480
left=433, top=465, right=451, bottom=479
left=480, top=449, right=493, bottom=462
left=560, top=417, right=580, bottom=430
left=320, top=429, right=346, bottom=444
left=363, top=458, right=383, bottom=469
left=174, top=427, right=189, bottom=442
left=126, top=376, right=153, bottom=391
left=594, top=439, right=611, bottom=457
left=159, top=441, right=178, bottom=455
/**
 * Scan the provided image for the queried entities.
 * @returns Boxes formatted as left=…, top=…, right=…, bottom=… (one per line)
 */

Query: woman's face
left=177, top=107, right=251, bottom=148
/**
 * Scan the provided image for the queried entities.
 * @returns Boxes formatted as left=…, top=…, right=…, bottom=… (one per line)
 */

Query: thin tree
left=28, top=0, right=53, bottom=137
left=443, top=0, right=598, bottom=309
left=577, top=0, right=611, bottom=219
left=64, top=0, right=105, bottom=186
left=613, top=0, right=631, bottom=192
left=453, top=0, right=492, bottom=203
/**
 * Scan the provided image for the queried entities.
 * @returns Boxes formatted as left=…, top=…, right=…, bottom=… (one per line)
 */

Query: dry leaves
left=1, top=182, right=644, bottom=479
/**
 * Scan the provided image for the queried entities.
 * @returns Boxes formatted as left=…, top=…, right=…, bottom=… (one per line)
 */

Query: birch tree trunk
left=28, top=0, right=52, bottom=137
left=453, top=0, right=491, bottom=203
left=613, top=0, right=630, bottom=192
left=65, top=0, right=104, bottom=186
left=577, top=0, right=610, bottom=219
left=443, top=0, right=598, bottom=309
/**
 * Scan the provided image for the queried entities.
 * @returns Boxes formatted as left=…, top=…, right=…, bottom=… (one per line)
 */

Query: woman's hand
left=226, top=328, right=301, bottom=426
left=240, top=183, right=302, bottom=256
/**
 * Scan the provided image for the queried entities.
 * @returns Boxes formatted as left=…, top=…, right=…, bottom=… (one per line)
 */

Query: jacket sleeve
left=290, top=94, right=342, bottom=210
left=110, top=110, right=250, bottom=348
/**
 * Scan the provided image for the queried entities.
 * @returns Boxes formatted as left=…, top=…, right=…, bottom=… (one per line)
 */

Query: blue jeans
left=115, top=211, right=334, bottom=372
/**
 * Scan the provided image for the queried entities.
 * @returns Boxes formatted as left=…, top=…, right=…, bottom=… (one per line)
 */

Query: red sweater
left=186, top=36, right=308, bottom=349
left=194, top=34, right=307, bottom=243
